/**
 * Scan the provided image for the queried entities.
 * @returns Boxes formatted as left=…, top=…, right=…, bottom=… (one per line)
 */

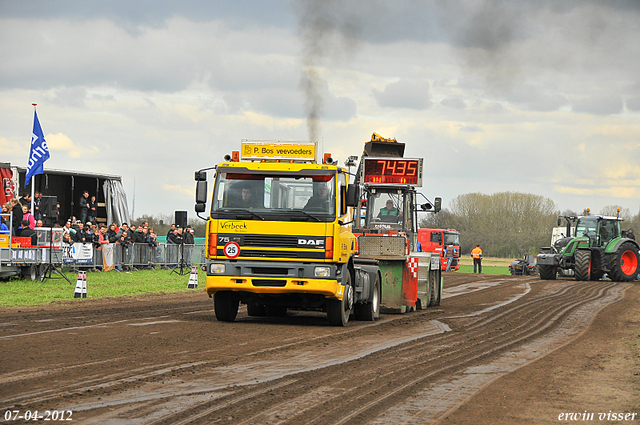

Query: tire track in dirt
left=0, top=276, right=523, bottom=423
left=248, top=281, right=620, bottom=425
left=1, top=277, right=626, bottom=425
left=75, top=279, right=619, bottom=425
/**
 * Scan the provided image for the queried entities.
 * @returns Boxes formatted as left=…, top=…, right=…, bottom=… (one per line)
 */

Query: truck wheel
left=247, top=302, right=266, bottom=317
left=21, top=265, right=38, bottom=281
left=422, top=270, right=433, bottom=310
left=428, top=269, right=442, bottom=307
left=327, top=273, right=353, bottom=326
left=609, top=242, right=640, bottom=282
left=538, top=265, right=557, bottom=280
left=354, top=273, right=380, bottom=321
left=575, top=250, right=591, bottom=281
left=214, top=292, right=239, bottom=322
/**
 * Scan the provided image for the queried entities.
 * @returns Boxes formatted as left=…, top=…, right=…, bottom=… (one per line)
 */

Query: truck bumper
left=205, top=276, right=344, bottom=300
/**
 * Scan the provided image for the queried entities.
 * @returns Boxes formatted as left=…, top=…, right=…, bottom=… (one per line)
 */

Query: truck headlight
left=210, top=264, right=225, bottom=274
left=314, top=266, right=331, bottom=277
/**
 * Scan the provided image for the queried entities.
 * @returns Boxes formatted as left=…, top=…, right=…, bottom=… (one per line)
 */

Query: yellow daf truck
left=194, top=140, right=381, bottom=326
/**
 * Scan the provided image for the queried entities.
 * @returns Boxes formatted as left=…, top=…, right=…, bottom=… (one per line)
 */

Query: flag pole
left=30, top=103, right=37, bottom=215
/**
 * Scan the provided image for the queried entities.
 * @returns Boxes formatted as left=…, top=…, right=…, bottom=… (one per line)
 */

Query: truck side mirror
left=346, top=183, right=358, bottom=207
left=195, top=180, right=207, bottom=206
left=434, top=197, right=442, bottom=213
left=195, top=171, right=206, bottom=181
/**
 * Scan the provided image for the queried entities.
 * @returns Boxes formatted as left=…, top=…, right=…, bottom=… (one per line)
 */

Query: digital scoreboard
left=362, top=157, right=423, bottom=186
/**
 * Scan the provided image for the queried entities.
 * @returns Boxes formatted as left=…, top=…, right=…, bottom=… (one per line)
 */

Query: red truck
left=417, top=228, right=461, bottom=271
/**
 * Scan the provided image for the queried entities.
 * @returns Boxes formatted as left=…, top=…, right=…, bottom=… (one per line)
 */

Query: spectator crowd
left=1, top=191, right=197, bottom=272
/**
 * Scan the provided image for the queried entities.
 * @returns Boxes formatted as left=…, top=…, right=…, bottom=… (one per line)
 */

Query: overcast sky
left=1, top=0, right=640, bottom=219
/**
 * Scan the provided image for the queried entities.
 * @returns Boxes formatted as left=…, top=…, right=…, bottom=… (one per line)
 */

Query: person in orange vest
left=471, top=244, right=483, bottom=273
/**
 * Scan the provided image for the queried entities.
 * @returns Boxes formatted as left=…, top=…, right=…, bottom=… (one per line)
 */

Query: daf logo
left=298, top=238, right=324, bottom=247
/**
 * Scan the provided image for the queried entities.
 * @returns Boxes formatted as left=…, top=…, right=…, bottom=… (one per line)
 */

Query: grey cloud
left=481, top=102, right=506, bottom=113
left=440, top=96, right=466, bottom=109
left=89, top=93, right=116, bottom=102
left=0, top=21, right=203, bottom=92
left=0, top=17, right=299, bottom=95
left=373, top=79, right=432, bottom=110
left=297, top=74, right=356, bottom=122
left=572, top=95, right=623, bottom=115
left=626, top=96, right=640, bottom=112
left=503, top=84, right=569, bottom=112
left=324, top=95, right=357, bottom=121
left=459, top=125, right=484, bottom=133
left=0, top=0, right=294, bottom=29
left=209, top=60, right=298, bottom=94
left=248, top=89, right=305, bottom=119
left=49, top=87, right=89, bottom=108
left=221, top=92, right=245, bottom=115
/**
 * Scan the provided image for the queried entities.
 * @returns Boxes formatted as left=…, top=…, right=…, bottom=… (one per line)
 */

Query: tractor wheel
left=609, top=242, right=640, bottom=282
left=575, top=250, right=591, bottom=281
left=214, top=292, right=239, bottom=322
left=538, top=265, right=557, bottom=280
left=327, top=272, right=353, bottom=326
left=590, top=271, right=604, bottom=281
left=354, top=272, right=380, bottom=321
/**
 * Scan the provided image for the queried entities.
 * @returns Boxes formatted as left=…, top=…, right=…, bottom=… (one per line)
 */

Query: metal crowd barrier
left=61, top=242, right=206, bottom=271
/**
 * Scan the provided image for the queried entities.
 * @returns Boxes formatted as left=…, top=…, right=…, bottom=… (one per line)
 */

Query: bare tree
left=599, top=205, right=631, bottom=220
left=419, top=209, right=456, bottom=229
left=447, top=192, right=557, bottom=257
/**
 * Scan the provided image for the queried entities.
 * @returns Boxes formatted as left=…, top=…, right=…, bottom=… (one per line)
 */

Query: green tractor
left=537, top=214, right=639, bottom=281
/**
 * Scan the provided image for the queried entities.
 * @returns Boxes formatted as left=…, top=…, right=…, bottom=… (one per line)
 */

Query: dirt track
left=1, top=273, right=639, bottom=424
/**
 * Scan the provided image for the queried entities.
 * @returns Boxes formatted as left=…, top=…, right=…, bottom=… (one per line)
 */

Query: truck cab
left=416, top=228, right=461, bottom=271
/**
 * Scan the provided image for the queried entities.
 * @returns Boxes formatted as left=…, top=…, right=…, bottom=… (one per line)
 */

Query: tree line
left=134, top=192, right=639, bottom=258
left=418, top=192, right=638, bottom=259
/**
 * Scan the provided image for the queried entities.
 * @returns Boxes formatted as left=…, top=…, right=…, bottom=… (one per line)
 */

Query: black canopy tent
left=12, top=166, right=130, bottom=226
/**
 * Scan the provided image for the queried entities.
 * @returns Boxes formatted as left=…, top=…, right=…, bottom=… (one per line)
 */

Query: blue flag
left=25, top=110, right=51, bottom=188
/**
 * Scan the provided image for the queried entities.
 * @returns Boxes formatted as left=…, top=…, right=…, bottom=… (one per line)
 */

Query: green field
left=454, top=256, right=511, bottom=275
left=456, top=265, right=510, bottom=275
left=0, top=268, right=206, bottom=308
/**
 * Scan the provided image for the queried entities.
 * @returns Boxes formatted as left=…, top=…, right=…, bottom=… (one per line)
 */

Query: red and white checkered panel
left=406, top=256, right=419, bottom=278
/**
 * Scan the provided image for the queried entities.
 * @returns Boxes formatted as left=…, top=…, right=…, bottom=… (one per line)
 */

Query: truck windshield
left=211, top=172, right=336, bottom=221
left=444, top=232, right=459, bottom=245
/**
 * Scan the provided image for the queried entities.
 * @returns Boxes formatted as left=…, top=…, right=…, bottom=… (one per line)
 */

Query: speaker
left=40, top=196, right=58, bottom=218
left=175, top=210, right=187, bottom=229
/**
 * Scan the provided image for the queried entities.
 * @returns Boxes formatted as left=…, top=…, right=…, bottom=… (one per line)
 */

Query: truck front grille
left=243, top=235, right=300, bottom=248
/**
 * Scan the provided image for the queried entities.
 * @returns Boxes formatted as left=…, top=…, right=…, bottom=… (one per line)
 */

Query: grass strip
left=0, top=268, right=206, bottom=308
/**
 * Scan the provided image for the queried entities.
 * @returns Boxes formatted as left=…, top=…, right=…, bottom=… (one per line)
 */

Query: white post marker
left=81, top=271, right=87, bottom=298
left=188, top=266, right=198, bottom=289
left=74, top=272, right=83, bottom=298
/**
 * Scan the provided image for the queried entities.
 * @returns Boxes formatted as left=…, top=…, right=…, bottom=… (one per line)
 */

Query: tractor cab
left=363, top=188, right=414, bottom=235
left=573, top=216, right=620, bottom=248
